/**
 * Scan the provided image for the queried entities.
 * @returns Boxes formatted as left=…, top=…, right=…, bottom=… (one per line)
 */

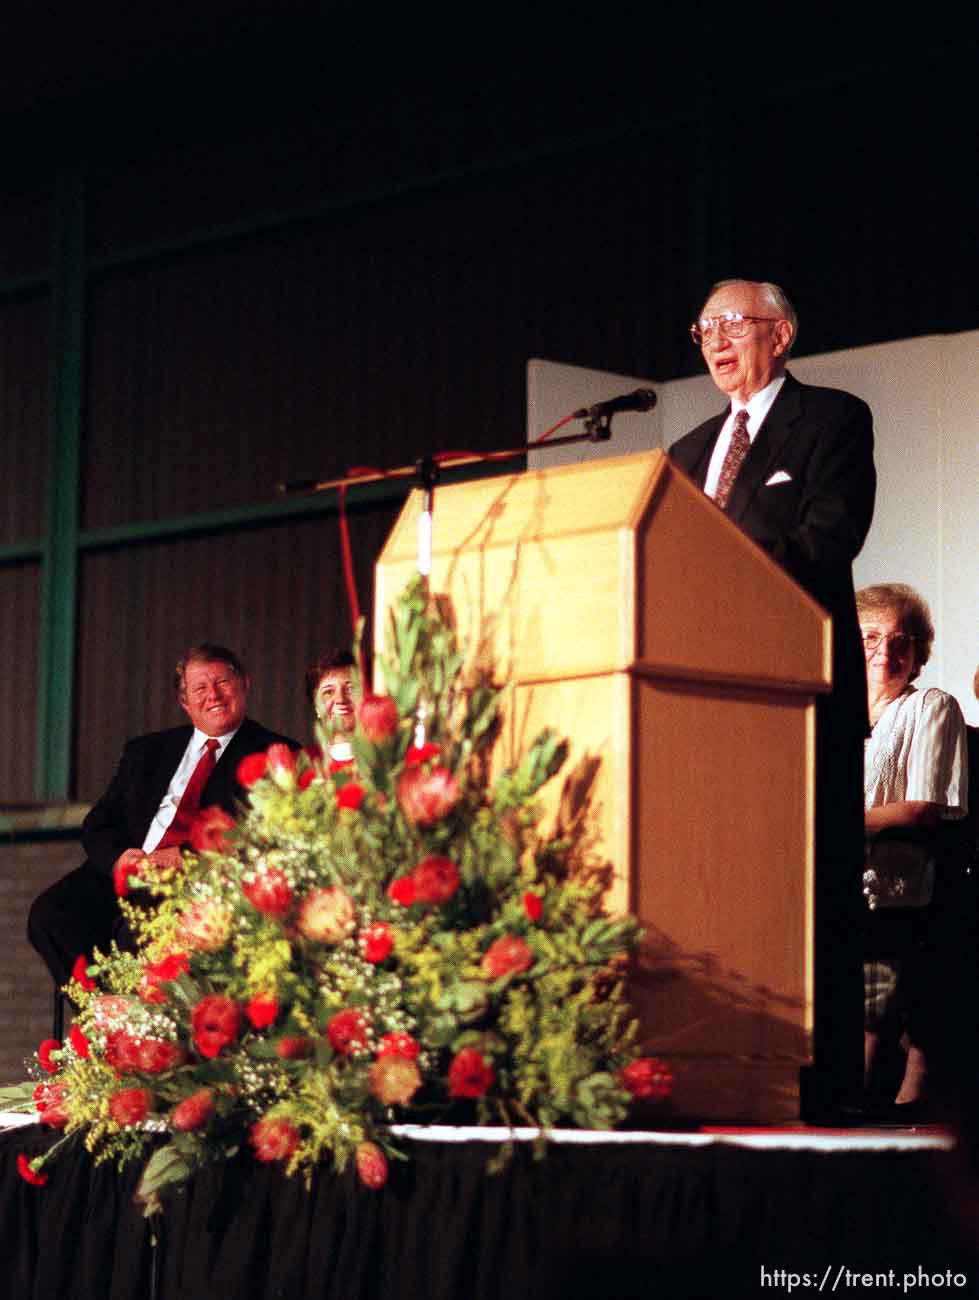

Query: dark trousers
left=27, top=862, right=120, bottom=989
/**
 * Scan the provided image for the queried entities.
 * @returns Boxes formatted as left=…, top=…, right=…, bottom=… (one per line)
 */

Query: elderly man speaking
left=670, top=279, right=877, bottom=1120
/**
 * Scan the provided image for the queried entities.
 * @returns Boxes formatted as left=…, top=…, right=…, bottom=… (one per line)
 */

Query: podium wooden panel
left=374, top=450, right=831, bottom=1122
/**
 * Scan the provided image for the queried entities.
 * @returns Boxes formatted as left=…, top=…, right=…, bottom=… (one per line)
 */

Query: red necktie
left=157, top=738, right=220, bottom=848
left=713, top=409, right=751, bottom=509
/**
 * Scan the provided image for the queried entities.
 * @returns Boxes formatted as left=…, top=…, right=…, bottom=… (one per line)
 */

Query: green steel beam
left=35, top=163, right=87, bottom=800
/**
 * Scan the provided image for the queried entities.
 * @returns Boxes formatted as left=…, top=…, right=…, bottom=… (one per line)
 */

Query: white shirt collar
left=190, top=725, right=239, bottom=753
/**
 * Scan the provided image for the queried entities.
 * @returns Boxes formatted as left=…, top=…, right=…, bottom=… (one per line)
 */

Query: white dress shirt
left=704, top=374, right=786, bottom=500
left=142, top=726, right=239, bottom=852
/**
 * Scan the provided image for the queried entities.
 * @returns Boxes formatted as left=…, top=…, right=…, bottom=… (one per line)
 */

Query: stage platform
left=2, top=1119, right=977, bottom=1300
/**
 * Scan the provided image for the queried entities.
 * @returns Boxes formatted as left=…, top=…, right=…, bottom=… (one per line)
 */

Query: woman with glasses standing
left=858, top=583, right=968, bottom=1119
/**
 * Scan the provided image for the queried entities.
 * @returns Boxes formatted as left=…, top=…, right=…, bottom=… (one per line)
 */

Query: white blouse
left=864, top=685, right=968, bottom=817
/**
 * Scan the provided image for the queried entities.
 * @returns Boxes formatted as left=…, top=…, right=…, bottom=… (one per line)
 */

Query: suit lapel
left=725, top=373, right=802, bottom=524
left=681, top=414, right=726, bottom=487
left=135, top=728, right=194, bottom=833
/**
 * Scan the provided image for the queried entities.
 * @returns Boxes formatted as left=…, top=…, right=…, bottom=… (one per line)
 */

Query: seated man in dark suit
left=28, top=642, right=299, bottom=988
left=669, top=279, right=876, bottom=1117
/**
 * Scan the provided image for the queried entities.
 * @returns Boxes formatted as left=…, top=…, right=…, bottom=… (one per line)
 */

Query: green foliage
left=23, top=574, right=659, bottom=1210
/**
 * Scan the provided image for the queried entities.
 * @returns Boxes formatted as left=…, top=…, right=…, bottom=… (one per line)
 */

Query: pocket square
left=765, top=470, right=792, bottom=486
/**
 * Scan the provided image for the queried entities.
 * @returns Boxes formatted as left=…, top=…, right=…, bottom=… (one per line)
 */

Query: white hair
left=704, top=279, right=798, bottom=354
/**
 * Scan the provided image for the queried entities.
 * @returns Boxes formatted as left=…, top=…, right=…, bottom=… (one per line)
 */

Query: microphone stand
left=276, top=422, right=613, bottom=503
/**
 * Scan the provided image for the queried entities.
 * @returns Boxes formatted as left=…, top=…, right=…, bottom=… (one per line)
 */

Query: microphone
left=574, top=388, right=658, bottom=421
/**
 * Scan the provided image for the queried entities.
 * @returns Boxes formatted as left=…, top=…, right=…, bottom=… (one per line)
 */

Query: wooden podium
left=374, top=450, right=832, bottom=1122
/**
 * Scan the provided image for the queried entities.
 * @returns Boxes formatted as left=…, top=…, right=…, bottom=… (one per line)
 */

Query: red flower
left=355, top=1141, right=389, bottom=1189
left=34, top=1080, right=70, bottom=1128
left=249, top=1116, right=299, bottom=1163
left=38, top=1039, right=61, bottom=1074
left=448, top=1048, right=494, bottom=1099
left=386, top=876, right=416, bottom=907
left=326, top=1008, right=370, bottom=1056
left=267, top=743, right=296, bottom=776
left=337, top=782, right=365, bottom=811
left=377, top=1031, right=420, bottom=1061
left=396, top=765, right=461, bottom=826
left=621, top=1057, right=674, bottom=1101
left=243, top=865, right=294, bottom=918
left=298, top=768, right=317, bottom=791
left=329, top=755, right=355, bottom=773
left=359, top=922, right=394, bottom=964
left=522, top=891, right=543, bottom=922
left=69, top=1024, right=90, bottom=1059
left=109, top=1086, right=153, bottom=1126
left=359, top=694, right=399, bottom=744
left=246, top=994, right=280, bottom=1029
left=276, top=1036, right=315, bottom=1060
left=481, top=935, right=534, bottom=981
left=71, top=954, right=97, bottom=991
left=403, top=741, right=440, bottom=766
left=135, top=1039, right=185, bottom=1075
left=171, top=1088, right=214, bottom=1132
left=189, top=806, right=236, bottom=854
left=191, top=994, right=242, bottom=1059
left=104, top=1031, right=140, bottom=1073
left=138, top=952, right=190, bottom=1003
left=412, top=855, right=460, bottom=905
left=236, top=751, right=268, bottom=788
left=17, top=1154, right=48, bottom=1186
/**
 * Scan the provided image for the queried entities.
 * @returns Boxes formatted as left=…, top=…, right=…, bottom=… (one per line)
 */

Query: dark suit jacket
left=81, top=717, right=299, bottom=875
left=669, top=370, right=876, bottom=736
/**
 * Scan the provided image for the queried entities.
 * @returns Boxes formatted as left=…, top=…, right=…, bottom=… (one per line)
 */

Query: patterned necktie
left=712, top=409, right=751, bottom=509
left=157, top=738, right=220, bottom=848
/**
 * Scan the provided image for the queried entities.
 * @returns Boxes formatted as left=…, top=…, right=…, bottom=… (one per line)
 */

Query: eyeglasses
left=690, top=312, right=781, bottom=346
left=862, top=632, right=915, bottom=656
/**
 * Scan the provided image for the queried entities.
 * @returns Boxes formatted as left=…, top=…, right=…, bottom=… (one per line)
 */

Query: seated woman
left=304, top=649, right=358, bottom=762
left=858, top=583, right=968, bottom=1117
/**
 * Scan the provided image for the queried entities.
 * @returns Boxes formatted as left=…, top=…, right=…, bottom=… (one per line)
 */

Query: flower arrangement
left=9, top=575, right=670, bottom=1213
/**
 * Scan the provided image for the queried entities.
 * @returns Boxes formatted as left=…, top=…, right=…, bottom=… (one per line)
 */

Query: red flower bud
left=17, top=1154, right=48, bottom=1186
left=358, top=693, right=399, bottom=743
left=412, top=855, right=460, bottom=905
left=386, top=876, right=416, bottom=907
left=326, top=1008, right=370, bottom=1056
left=171, top=1088, right=215, bottom=1132
left=359, top=922, right=394, bottom=964
left=236, top=751, right=268, bottom=788
left=621, top=1057, right=674, bottom=1100
left=38, top=1039, right=61, bottom=1074
left=337, top=782, right=365, bottom=811
left=69, top=1024, right=90, bottom=1059
left=448, top=1047, right=494, bottom=1099
left=276, top=1036, right=315, bottom=1060
left=355, top=1141, right=389, bottom=1189
left=481, top=935, right=534, bottom=981
left=71, top=954, right=97, bottom=991
left=522, top=891, right=543, bottom=922
left=191, top=994, right=243, bottom=1059
left=243, top=865, right=294, bottom=918
left=396, top=765, right=461, bottom=826
left=246, top=994, right=280, bottom=1029
left=377, top=1031, right=419, bottom=1061
left=189, top=806, right=236, bottom=854
left=109, top=1086, right=153, bottom=1127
